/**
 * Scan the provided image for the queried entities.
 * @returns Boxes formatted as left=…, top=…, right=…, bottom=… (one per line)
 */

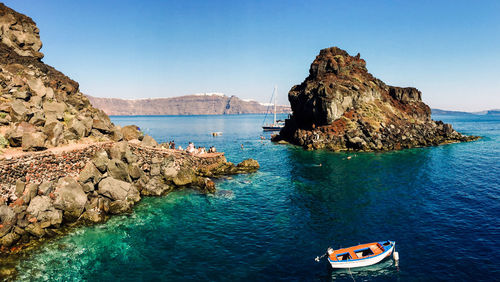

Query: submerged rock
left=273, top=46, right=480, bottom=151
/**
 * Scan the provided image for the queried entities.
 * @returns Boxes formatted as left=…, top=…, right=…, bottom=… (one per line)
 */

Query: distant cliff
left=87, top=94, right=291, bottom=116
left=273, top=47, right=479, bottom=151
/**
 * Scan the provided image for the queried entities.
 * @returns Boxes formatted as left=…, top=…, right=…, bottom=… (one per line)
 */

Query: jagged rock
left=92, top=109, right=113, bottom=133
left=108, top=200, right=131, bottom=214
left=128, top=163, right=144, bottom=180
left=0, top=232, right=20, bottom=247
left=37, top=181, right=52, bottom=195
left=8, top=100, right=27, bottom=122
left=26, top=196, right=62, bottom=227
left=107, top=159, right=131, bottom=182
left=109, top=141, right=129, bottom=161
left=0, top=205, right=16, bottom=237
left=81, top=209, right=106, bottom=224
left=29, top=109, right=45, bottom=126
left=69, top=118, right=86, bottom=138
left=6, top=121, right=36, bottom=147
left=42, top=101, right=66, bottom=123
left=92, top=149, right=109, bottom=173
left=110, top=126, right=123, bottom=141
left=121, top=125, right=142, bottom=141
left=43, top=121, right=64, bottom=147
left=236, top=159, right=260, bottom=172
left=274, top=46, right=480, bottom=151
left=0, top=4, right=44, bottom=59
left=142, top=176, right=171, bottom=196
left=98, top=177, right=139, bottom=202
left=25, top=223, right=45, bottom=237
left=27, top=78, right=46, bottom=97
left=14, top=90, right=31, bottom=101
left=141, top=135, right=158, bottom=147
left=23, top=183, right=39, bottom=203
left=172, top=167, right=196, bottom=186
left=53, top=177, right=87, bottom=221
left=78, top=162, right=102, bottom=185
left=22, top=131, right=47, bottom=151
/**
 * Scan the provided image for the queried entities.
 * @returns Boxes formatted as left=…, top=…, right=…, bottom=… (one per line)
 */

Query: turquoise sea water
left=15, top=114, right=500, bottom=281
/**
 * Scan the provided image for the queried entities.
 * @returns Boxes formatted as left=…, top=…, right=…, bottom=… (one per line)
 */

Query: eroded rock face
left=0, top=3, right=123, bottom=151
left=274, top=47, right=479, bottom=151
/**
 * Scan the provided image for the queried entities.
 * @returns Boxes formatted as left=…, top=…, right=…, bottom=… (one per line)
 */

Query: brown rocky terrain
left=87, top=94, right=291, bottom=116
left=0, top=3, right=259, bottom=269
left=273, top=47, right=479, bottom=151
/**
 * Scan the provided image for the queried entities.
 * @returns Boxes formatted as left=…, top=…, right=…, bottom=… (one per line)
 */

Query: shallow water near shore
left=14, top=114, right=500, bottom=281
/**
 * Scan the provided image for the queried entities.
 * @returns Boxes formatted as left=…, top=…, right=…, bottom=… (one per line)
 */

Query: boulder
left=81, top=209, right=106, bottom=224
left=107, top=159, right=131, bottom=182
left=78, top=162, right=102, bottom=185
left=0, top=205, right=16, bottom=237
left=236, top=159, right=260, bottom=172
left=92, top=149, right=109, bottom=173
left=0, top=232, right=20, bottom=247
left=22, top=131, right=47, bottom=151
left=121, top=125, right=142, bottom=141
left=141, top=135, right=158, bottom=147
left=172, top=167, right=196, bottom=186
left=108, top=200, right=132, bottom=214
left=128, top=163, right=144, bottom=180
left=53, top=177, right=87, bottom=221
left=27, top=78, right=46, bottom=97
left=38, top=181, right=53, bottom=195
left=69, top=118, right=86, bottom=138
left=109, top=141, right=129, bottom=161
left=98, top=177, right=134, bottom=201
left=29, top=110, right=45, bottom=126
left=110, top=126, right=123, bottom=141
left=8, top=100, right=27, bottom=122
left=6, top=121, right=36, bottom=147
left=42, top=101, right=66, bottom=121
left=26, top=196, right=62, bottom=227
left=25, top=223, right=45, bottom=237
left=92, top=109, right=113, bottom=133
left=14, top=90, right=31, bottom=101
left=142, top=176, right=172, bottom=196
left=43, top=121, right=64, bottom=146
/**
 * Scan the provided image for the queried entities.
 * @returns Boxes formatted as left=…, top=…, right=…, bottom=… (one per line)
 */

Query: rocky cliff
left=0, top=3, right=120, bottom=152
left=87, top=94, right=291, bottom=116
left=273, top=47, right=479, bottom=151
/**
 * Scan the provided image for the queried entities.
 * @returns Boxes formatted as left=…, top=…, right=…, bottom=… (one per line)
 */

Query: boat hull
left=327, top=241, right=395, bottom=269
left=262, top=126, right=283, bottom=131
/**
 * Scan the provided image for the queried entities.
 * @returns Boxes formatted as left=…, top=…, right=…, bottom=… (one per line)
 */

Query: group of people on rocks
left=164, top=140, right=216, bottom=155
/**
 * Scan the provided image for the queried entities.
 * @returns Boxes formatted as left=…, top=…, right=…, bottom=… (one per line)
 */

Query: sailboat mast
left=274, top=85, right=277, bottom=125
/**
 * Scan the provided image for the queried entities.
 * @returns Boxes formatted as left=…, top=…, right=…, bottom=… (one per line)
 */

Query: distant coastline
left=87, top=94, right=291, bottom=116
left=432, top=108, right=500, bottom=115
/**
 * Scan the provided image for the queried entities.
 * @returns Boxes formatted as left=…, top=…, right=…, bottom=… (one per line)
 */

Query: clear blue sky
left=4, top=0, right=499, bottom=111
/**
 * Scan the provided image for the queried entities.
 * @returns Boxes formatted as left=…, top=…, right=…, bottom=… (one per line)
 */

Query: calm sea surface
left=15, top=114, right=500, bottom=281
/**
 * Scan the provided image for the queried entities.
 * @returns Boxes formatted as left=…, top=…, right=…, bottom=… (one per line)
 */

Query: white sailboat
left=262, top=86, right=285, bottom=131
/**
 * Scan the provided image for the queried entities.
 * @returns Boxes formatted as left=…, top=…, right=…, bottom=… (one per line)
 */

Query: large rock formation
left=87, top=94, right=291, bottom=116
left=273, top=47, right=479, bottom=151
left=0, top=3, right=118, bottom=151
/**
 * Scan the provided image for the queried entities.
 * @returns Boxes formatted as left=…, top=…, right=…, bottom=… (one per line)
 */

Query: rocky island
left=0, top=2, right=258, bottom=267
left=272, top=47, right=479, bottom=151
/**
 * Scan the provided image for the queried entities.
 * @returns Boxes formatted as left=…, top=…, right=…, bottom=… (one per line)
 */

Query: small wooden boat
left=324, top=241, right=396, bottom=268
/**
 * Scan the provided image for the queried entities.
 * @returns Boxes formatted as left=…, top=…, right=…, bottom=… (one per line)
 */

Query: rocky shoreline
left=0, top=139, right=259, bottom=278
left=272, top=47, right=480, bottom=151
left=0, top=3, right=260, bottom=279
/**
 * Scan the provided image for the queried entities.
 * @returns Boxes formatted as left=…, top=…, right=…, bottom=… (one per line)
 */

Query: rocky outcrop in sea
left=272, top=47, right=479, bottom=151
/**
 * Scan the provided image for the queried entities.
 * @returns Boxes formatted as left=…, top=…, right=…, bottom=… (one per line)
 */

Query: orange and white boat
left=321, top=240, right=396, bottom=268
